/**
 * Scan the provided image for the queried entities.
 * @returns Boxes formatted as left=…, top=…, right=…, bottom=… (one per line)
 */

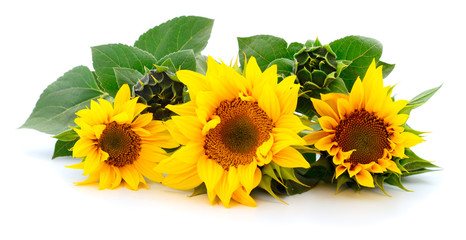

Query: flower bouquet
left=21, top=16, right=440, bottom=207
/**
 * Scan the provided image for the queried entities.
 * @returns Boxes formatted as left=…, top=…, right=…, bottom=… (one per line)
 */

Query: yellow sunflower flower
left=155, top=56, right=310, bottom=207
left=68, top=84, right=178, bottom=190
left=304, top=60, right=424, bottom=187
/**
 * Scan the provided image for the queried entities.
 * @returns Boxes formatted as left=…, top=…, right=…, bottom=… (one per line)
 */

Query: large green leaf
left=21, top=66, right=104, bottom=135
left=330, top=36, right=383, bottom=89
left=92, top=44, right=156, bottom=97
left=134, top=16, right=214, bottom=59
left=237, top=35, right=296, bottom=71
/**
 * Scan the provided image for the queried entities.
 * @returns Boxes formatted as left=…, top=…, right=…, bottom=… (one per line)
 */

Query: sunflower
left=304, top=60, right=424, bottom=187
left=67, top=84, right=178, bottom=190
left=155, top=56, right=310, bottom=207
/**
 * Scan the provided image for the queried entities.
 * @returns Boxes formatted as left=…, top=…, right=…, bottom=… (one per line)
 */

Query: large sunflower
left=155, top=56, right=310, bottom=207
left=68, top=84, right=177, bottom=190
left=304, top=60, right=424, bottom=187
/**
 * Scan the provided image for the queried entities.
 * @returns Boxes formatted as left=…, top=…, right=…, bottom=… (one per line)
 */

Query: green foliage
left=21, top=66, right=104, bottom=135
left=237, top=35, right=299, bottom=71
left=92, top=44, right=157, bottom=97
left=52, top=129, right=79, bottom=159
left=329, top=35, right=394, bottom=90
left=400, top=85, right=442, bottom=115
left=134, top=16, right=214, bottom=59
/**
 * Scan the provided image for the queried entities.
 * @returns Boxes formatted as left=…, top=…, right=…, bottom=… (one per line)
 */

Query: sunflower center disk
left=204, top=98, right=274, bottom=170
left=98, top=122, right=142, bottom=167
left=334, top=109, right=390, bottom=165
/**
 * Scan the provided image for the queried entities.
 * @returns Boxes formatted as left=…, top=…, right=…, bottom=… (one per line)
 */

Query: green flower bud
left=133, top=66, right=185, bottom=120
left=294, top=38, right=339, bottom=91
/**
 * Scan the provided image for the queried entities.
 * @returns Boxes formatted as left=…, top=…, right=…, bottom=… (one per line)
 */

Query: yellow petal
left=131, top=113, right=153, bottom=129
left=400, top=132, right=425, bottom=148
left=231, top=187, right=257, bottom=207
left=348, top=164, right=363, bottom=178
left=273, top=146, right=310, bottom=168
left=237, top=161, right=258, bottom=193
left=349, top=78, right=364, bottom=110
left=134, top=158, right=164, bottom=183
left=354, top=169, right=375, bottom=187
left=162, top=169, right=203, bottom=190
left=99, top=164, right=114, bottom=190
left=335, top=165, right=347, bottom=178
left=275, top=75, right=298, bottom=115
left=318, top=116, right=338, bottom=132
left=258, top=84, right=281, bottom=123
left=275, top=114, right=311, bottom=133
left=337, top=98, right=352, bottom=120
left=197, top=155, right=225, bottom=204
left=215, top=167, right=241, bottom=208
left=311, top=98, right=339, bottom=120
left=302, top=131, right=330, bottom=145
left=171, top=116, right=203, bottom=140
left=120, top=165, right=140, bottom=190
left=314, top=134, right=336, bottom=152
left=166, top=101, right=197, bottom=116
left=271, top=128, right=305, bottom=154
left=176, top=70, right=209, bottom=101
left=114, top=84, right=131, bottom=114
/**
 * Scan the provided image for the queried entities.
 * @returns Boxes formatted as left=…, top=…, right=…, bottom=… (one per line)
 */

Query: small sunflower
left=155, top=56, right=310, bottom=207
left=304, top=60, right=424, bottom=187
left=68, top=84, right=178, bottom=190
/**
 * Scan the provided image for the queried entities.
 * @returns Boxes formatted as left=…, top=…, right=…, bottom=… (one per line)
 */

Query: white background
left=1, top=0, right=464, bottom=239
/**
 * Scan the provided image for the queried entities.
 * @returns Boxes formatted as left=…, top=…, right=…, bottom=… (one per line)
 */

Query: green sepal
left=335, top=174, right=355, bottom=193
left=190, top=183, right=207, bottom=197
left=258, top=175, right=287, bottom=204
left=373, top=174, right=391, bottom=196
left=384, top=174, right=412, bottom=192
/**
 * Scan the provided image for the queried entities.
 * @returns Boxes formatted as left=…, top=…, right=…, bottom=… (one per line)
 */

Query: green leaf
left=52, top=139, right=77, bottom=159
left=195, top=55, right=208, bottom=75
left=53, top=129, right=79, bottom=141
left=267, top=58, right=294, bottom=79
left=114, top=67, right=144, bottom=89
left=92, top=44, right=157, bottom=97
left=238, top=35, right=293, bottom=71
left=400, top=85, right=442, bottom=114
left=330, top=35, right=383, bottom=89
left=21, top=66, right=104, bottom=135
left=157, top=49, right=197, bottom=72
left=400, top=148, right=439, bottom=172
left=377, top=61, right=395, bottom=78
left=134, top=16, right=214, bottom=59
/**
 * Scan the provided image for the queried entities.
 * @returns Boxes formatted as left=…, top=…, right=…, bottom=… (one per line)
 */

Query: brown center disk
left=334, top=109, right=391, bottom=166
left=204, top=98, right=274, bottom=170
left=98, top=122, right=142, bottom=167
